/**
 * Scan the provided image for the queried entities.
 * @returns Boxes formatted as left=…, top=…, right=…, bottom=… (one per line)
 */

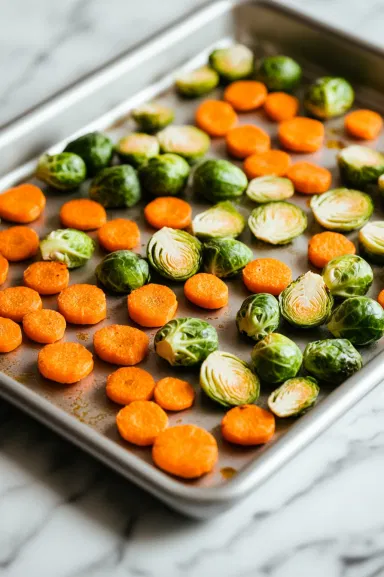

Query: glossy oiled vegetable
left=248, top=201, right=307, bottom=245
left=246, top=176, right=294, bottom=203
left=175, top=65, right=219, bottom=97
left=310, top=188, right=373, bottom=231
left=89, top=165, right=141, bottom=208
left=338, top=145, right=384, bottom=188
left=95, top=250, right=150, bottom=294
left=251, top=333, right=302, bottom=384
left=359, top=221, right=384, bottom=264
left=327, top=296, right=384, bottom=346
left=40, top=229, right=95, bottom=269
left=36, top=153, right=87, bottom=190
left=242, top=258, right=292, bottom=296
left=147, top=227, right=202, bottom=281
left=268, top=377, right=319, bottom=418
left=209, top=44, right=254, bottom=82
left=131, top=102, right=174, bottom=133
left=64, top=132, right=113, bottom=176
left=203, top=238, right=253, bottom=278
left=139, top=153, right=190, bottom=196
left=193, top=159, right=247, bottom=203
left=236, top=293, right=280, bottom=342
left=303, top=339, right=362, bottom=384
left=157, top=125, right=210, bottom=164
left=192, top=201, right=245, bottom=240
left=304, top=77, right=354, bottom=119
left=257, top=55, right=302, bottom=91
left=115, top=133, right=160, bottom=167
left=322, top=255, right=373, bottom=298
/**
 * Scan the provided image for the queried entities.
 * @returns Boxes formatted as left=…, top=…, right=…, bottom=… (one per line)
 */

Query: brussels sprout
left=359, top=221, right=384, bottom=264
left=257, top=55, right=302, bottom=92
left=251, top=333, right=302, bottom=384
left=154, top=317, right=218, bottom=366
left=236, top=293, right=280, bottom=342
left=209, top=44, right=254, bottom=82
left=115, top=133, right=159, bottom=167
left=338, top=145, right=384, bottom=188
left=157, top=125, right=210, bottom=164
left=89, top=165, right=141, bottom=208
left=147, top=227, right=202, bottom=281
left=95, top=250, right=150, bottom=294
left=379, top=173, right=384, bottom=192
left=138, top=153, right=190, bottom=197
left=64, top=132, right=113, bottom=176
left=193, top=159, right=248, bottom=203
left=175, top=66, right=219, bottom=97
left=303, top=338, right=362, bottom=384
left=268, top=377, right=319, bottom=418
left=279, top=271, right=333, bottom=328
left=36, top=153, right=86, bottom=191
left=192, top=201, right=245, bottom=240
left=40, top=229, right=94, bottom=269
left=304, top=77, right=354, bottom=119
left=200, top=350, right=260, bottom=407
left=323, top=255, right=373, bottom=298
left=131, top=102, right=174, bottom=133
left=327, top=296, right=384, bottom=346
left=310, top=188, right=373, bottom=231
left=246, top=176, right=294, bottom=204
left=248, top=201, right=307, bottom=245
left=203, top=238, right=253, bottom=278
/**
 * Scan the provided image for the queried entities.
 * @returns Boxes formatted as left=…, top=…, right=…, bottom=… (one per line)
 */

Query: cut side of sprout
left=175, top=66, right=219, bottom=97
left=246, top=176, right=294, bottom=203
left=338, top=145, right=384, bottom=188
left=268, top=377, right=319, bottom=418
left=209, top=44, right=254, bottom=82
left=116, top=133, right=159, bottom=166
left=310, top=188, right=373, bottom=231
left=359, top=221, right=384, bottom=264
left=147, top=227, right=202, bottom=281
left=157, top=125, right=210, bottom=164
left=192, top=201, right=245, bottom=239
left=248, top=201, right=307, bottom=245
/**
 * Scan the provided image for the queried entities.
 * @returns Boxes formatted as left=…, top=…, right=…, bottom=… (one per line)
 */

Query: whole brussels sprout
left=359, top=221, right=384, bottom=264
left=251, top=333, right=302, bottom=384
left=89, top=165, right=141, bottom=208
left=95, top=250, right=150, bottom=294
left=40, top=228, right=95, bottom=269
left=64, top=132, right=113, bottom=176
left=338, top=145, right=384, bottom=189
left=203, top=238, right=253, bottom=278
left=138, top=153, right=190, bottom=196
left=303, top=338, right=362, bottom=384
left=248, top=201, right=307, bottom=245
left=323, top=255, right=373, bottom=298
left=157, top=125, right=210, bottom=164
left=246, top=176, right=294, bottom=204
left=36, top=153, right=87, bottom=191
left=131, top=101, right=174, bottom=133
left=327, top=296, right=384, bottom=346
left=209, top=44, right=254, bottom=82
left=257, top=55, right=302, bottom=92
left=115, top=133, right=159, bottom=167
left=268, top=377, right=319, bottom=418
left=304, top=77, right=354, bottom=119
left=193, top=159, right=247, bottom=203
left=175, top=66, right=219, bottom=97
left=236, top=293, right=280, bottom=342
left=154, top=317, right=218, bottom=366
left=310, top=188, right=373, bottom=231
left=147, top=227, right=202, bottom=281
left=200, top=350, right=260, bottom=407
left=192, top=201, right=245, bottom=240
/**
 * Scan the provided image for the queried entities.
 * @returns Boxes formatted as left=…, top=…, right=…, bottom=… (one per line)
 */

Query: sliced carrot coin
left=23, top=261, right=69, bottom=295
left=23, top=309, right=66, bottom=344
left=195, top=99, right=237, bottom=137
left=106, top=367, right=156, bottom=405
left=60, top=199, right=107, bottom=231
left=344, top=109, right=383, bottom=140
left=226, top=125, right=270, bottom=159
left=154, top=377, right=195, bottom=411
left=264, top=92, right=299, bottom=122
left=0, top=184, right=46, bottom=224
left=0, top=317, right=22, bottom=352
left=378, top=289, right=384, bottom=308
left=184, top=273, right=228, bottom=309
left=97, top=218, right=140, bottom=252
left=243, top=150, right=291, bottom=178
left=127, top=283, right=178, bottom=327
left=308, top=231, right=356, bottom=268
left=117, top=401, right=168, bottom=446
left=0, top=226, right=39, bottom=262
left=0, top=254, right=9, bottom=286
left=144, top=197, right=192, bottom=230
left=38, top=342, right=94, bottom=384
left=93, top=324, right=149, bottom=365
left=57, top=284, right=106, bottom=325
left=242, top=258, right=292, bottom=296
left=222, top=404, right=275, bottom=445
left=0, top=286, right=42, bottom=322
left=224, top=81, right=267, bottom=112
left=286, top=162, right=332, bottom=194
left=278, top=117, right=324, bottom=152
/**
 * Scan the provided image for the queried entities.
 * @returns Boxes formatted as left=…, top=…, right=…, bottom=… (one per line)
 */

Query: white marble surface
left=2, top=1, right=384, bottom=576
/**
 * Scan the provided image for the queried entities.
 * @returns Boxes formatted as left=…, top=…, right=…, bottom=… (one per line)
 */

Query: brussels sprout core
left=359, top=221, right=384, bottom=264
left=132, top=102, right=174, bottom=133
left=64, top=132, right=113, bottom=176
left=89, top=165, right=141, bottom=208
left=203, top=238, right=253, bottom=278
left=95, top=250, right=150, bottom=294
left=175, top=66, right=219, bottom=97
left=116, top=133, right=160, bottom=167
left=192, top=201, right=245, bottom=239
left=147, top=227, right=202, bottom=281
left=268, top=377, right=319, bottom=418
left=251, top=333, right=302, bottom=384
left=246, top=176, right=294, bottom=203
left=322, top=255, right=373, bottom=298
left=310, top=188, right=373, bottom=231
left=209, top=44, right=254, bottom=82
left=157, top=125, right=210, bottom=164
left=303, top=338, right=362, bottom=383
left=139, top=153, right=190, bottom=196
left=36, top=153, right=87, bottom=191
left=304, top=76, right=354, bottom=119
left=257, top=55, right=302, bottom=92
left=236, top=293, right=280, bottom=341
left=248, top=201, right=307, bottom=245
left=40, top=229, right=95, bottom=269
left=327, top=296, right=384, bottom=346
left=193, top=159, right=248, bottom=203
left=338, top=145, right=384, bottom=188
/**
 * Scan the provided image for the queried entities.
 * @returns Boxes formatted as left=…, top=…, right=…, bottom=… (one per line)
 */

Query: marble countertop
left=1, top=1, right=384, bottom=576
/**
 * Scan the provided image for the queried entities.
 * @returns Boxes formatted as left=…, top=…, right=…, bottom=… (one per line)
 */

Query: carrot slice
left=0, top=184, right=46, bottom=224
left=184, top=273, right=228, bottom=309
left=278, top=117, right=324, bottom=152
left=127, top=283, right=178, bottom=327
left=0, top=286, right=42, bottom=322
left=0, top=226, right=39, bottom=262
left=243, top=150, right=291, bottom=178
left=242, top=258, right=292, bottom=296
left=0, top=317, right=22, bottom=352
left=264, top=92, right=299, bottom=122
left=117, top=400, right=168, bottom=446
left=226, top=125, right=270, bottom=159
left=195, top=99, right=237, bottom=137
left=144, top=197, right=192, bottom=230
left=154, top=377, right=195, bottom=411
left=222, top=404, right=275, bottom=445
left=38, top=342, right=93, bottom=384
left=106, top=367, right=155, bottom=405
left=0, top=254, right=9, bottom=286
left=60, top=199, right=107, bottom=231
left=378, top=289, right=384, bottom=308
left=344, top=109, right=383, bottom=140
left=23, top=261, right=69, bottom=295
left=23, top=309, right=66, bottom=344
left=286, top=162, right=332, bottom=194
left=152, top=424, right=218, bottom=478
left=308, top=231, right=356, bottom=268
left=57, top=284, right=106, bottom=325
left=98, top=219, right=140, bottom=252
left=223, top=81, right=267, bottom=112
left=93, top=324, right=149, bottom=365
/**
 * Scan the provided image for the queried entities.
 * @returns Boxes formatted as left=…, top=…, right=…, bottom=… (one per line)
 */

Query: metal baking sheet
left=1, top=0, right=384, bottom=518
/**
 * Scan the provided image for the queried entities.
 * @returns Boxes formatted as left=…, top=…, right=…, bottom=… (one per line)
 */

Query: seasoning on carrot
left=226, top=125, right=270, bottom=159
left=154, top=377, right=195, bottom=411
left=60, top=199, right=107, bottom=231
left=57, top=284, right=106, bottom=325
left=106, top=367, right=156, bottom=405
left=286, top=161, right=332, bottom=194
left=242, top=258, right=292, bottom=296
left=308, top=231, right=356, bottom=268
left=221, top=404, right=275, bottom=445
left=278, top=117, right=325, bottom=152
left=0, top=255, right=9, bottom=286
left=378, top=289, right=384, bottom=309
left=93, top=324, right=149, bottom=365
left=0, top=317, right=22, bottom=352
left=144, top=197, right=192, bottom=230
left=116, top=400, right=168, bottom=446
left=0, top=226, right=39, bottom=262
left=223, top=80, right=267, bottom=112
left=98, top=218, right=140, bottom=252
left=344, top=109, right=383, bottom=140
left=0, top=286, right=42, bottom=322
left=195, top=99, right=237, bottom=137
left=184, top=273, right=228, bottom=309
left=243, top=150, right=291, bottom=179
left=38, top=342, right=94, bottom=384
left=23, top=261, right=69, bottom=295
left=264, top=92, right=299, bottom=122
left=127, top=283, right=178, bottom=327
left=0, top=184, right=46, bottom=224
left=23, top=309, right=66, bottom=344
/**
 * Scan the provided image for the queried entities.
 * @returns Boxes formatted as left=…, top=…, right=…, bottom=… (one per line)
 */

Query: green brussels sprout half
left=251, top=333, right=302, bottom=384
left=89, top=165, right=141, bottom=208
left=63, top=132, right=113, bottom=176
left=323, top=255, right=373, bottom=298
left=138, top=153, right=190, bottom=197
left=359, top=221, right=384, bottom=264
left=379, top=173, right=384, bottom=192
left=154, top=317, right=218, bottom=367
left=147, top=227, right=202, bottom=281
left=304, top=77, right=354, bottom=119
left=246, top=176, right=294, bottom=204
left=248, top=201, right=307, bottom=245
left=193, top=159, right=248, bottom=203
left=257, top=55, right=302, bottom=92
left=203, top=238, right=253, bottom=278
left=303, top=338, right=362, bottom=384
left=200, top=350, right=260, bottom=407
left=115, top=133, right=159, bottom=167
left=236, top=293, right=280, bottom=342
left=36, top=153, right=87, bottom=191
left=338, top=145, right=384, bottom=189
left=40, top=228, right=95, bottom=269
left=310, top=188, right=373, bottom=231
left=131, top=102, right=174, bottom=133
left=209, top=44, right=254, bottom=82
left=279, top=271, right=333, bottom=328
left=175, top=66, right=219, bottom=97
left=192, top=201, right=245, bottom=240
left=95, top=250, right=150, bottom=294
left=268, top=376, right=319, bottom=418
left=327, top=296, right=384, bottom=346
left=157, top=125, right=210, bottom=164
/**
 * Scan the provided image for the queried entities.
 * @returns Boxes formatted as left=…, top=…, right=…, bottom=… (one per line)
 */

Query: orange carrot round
left=0, top=226, right=39, bottom=262
left=264, top=92, right=299, bottom=122
left=308, top=231, right=356, bottom=268
left=60, top=199, right=107, bottom=231
left=23, top=309, right=66, bottom=344
left=57, top=284, right=106, bottom=325
left=287, top=161, right=331, bottom=194
left=243, top=150, right=291, bottom=178
left=344, top=109, right=383, bottom=140
left=222, top=404, right=275, bottom=445
left=97, top=219, right=140, bottom=252
left=23, top=261, right=69, bottom=295
left=0, top=184, right=46, bottom=224
left=144, top=197, right=192, bottom=230
left=278, top=117, right=324, bottom=152
left=0, top=286, right=42, bottom=322
left=0, top=254, right=9, bottom=286
left=116, top=401, right=168, bottom=446
left=224, top=81, right=267, bottom=112
left=184, top=273, right=228, bottom=309
left=0, top=317, right=22, bottom=352
left=226, top=125, right=270, bottom=159
left=93, top=324, right=149, bottom=365
left=242, top=258, right=292, bottom=296
left=127, top=283, right=178, bottom=327
left=154, top=377, right=195, bottom=411
left=195, top=99, right=237, bottom=137
left=38, top=342, right=94, bottom=384
left=378, top=289, right=384, bottom=308
left=106, top=367, right=156, bottom=405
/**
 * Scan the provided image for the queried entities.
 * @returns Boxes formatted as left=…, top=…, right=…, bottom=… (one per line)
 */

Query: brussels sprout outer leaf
left=40, top=229, right=95, bottom=269
left=310, top=188, right=373, bottom=232
left=203, top=238, right=253, bottom=278
left=147, top=227, right=202, bottom=281
left=338, top=145, right=384, bottom=189
left=209, top=45, right=254, bottom=82
left=89, top=165, right=141, bottom=208
left=257, top=55, right=302, bottom=92
left=131, top=102, right=174, bottom=133
left=251, top=333, right=302, bottom=384
left=248, top=201, right=307, bottom=245
left=322, top=255, right=373, bottom=298
left=115, top=133, right=160, bottom=167
left=303, top=338, right=362, bottom=384
left=64, top=132, right=113, bottom=176
left=246, top=176, right=294, bottom=203
left=268, top=377, right=319, bottom=417
left=138, top=153, right=190, bottom=196
left=193, top=159, right=248, bottom=203
left=36, top=153, right=87, bottom=191
left=304, top=77, right=354, bottom=119
left=157, top=125, right=210, bottom=164
left=236, top=293, right=280, bottom=341
left=95, top=250, right=150, bottom=294
left=175, top=66, right=219, bottom=97
left=192, top=201, right=245, bottom=240
left=359, top=221, right=384, bottom=264
left=327, top=296, right=384, bottom=346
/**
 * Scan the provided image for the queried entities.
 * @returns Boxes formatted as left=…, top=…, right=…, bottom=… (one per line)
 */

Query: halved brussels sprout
left=175, top=66, right=219, bottom=97
left=157, top=125, right=210, bottom=164
left=310, top=188, right=373, bottom=231
left=248, top=201, right=307, bottom=245
left=193, top=159, right=248, bottom=203
left=138, top=153, right=190, bottom=196
left=246, top=176, right=294, bottom=204
left=40, top=229, right=95, bottom=269
left=257, top=55, right=302, bottom=92
left=236, top=293, right=280, bottom=342
left=379, top=174, right=384, bottom=192
left=36, top=153, right=87, bottom=191
left=115, top=133, right=159, bottom=167
left=268, top=377, right=319, bottom=418
left=203, top=238, right=253, bottom=278
left=304, top=77, right=354, bottom=119
left=303, top=338, right=362, bottom=384
left=322, top=255, right=373, bottom=298
left=209, top=44, right=254, bottom=82
left=89, top=165, right=141, bottom=208
left=327, top=296, right=384, bottom=346
left=64, top=132, right=113, bottom=176
left=338, top=145, right=384, bottom=188
left=95, top=250, right=150, bottom=294
left=154, top=317, right=218, bottom=366
left=279, top=271, right=333, bottom=328
left=251, top=333, right=302, bottom=384
left=147, top=227, right=202, bottom=281
left=200, top=350, right=260, bottom=407
left=359, top=221, right=384, bottom=264
left=192, top=201, right=245, bottom=240
left=131, top=102, right=174, bottom=133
